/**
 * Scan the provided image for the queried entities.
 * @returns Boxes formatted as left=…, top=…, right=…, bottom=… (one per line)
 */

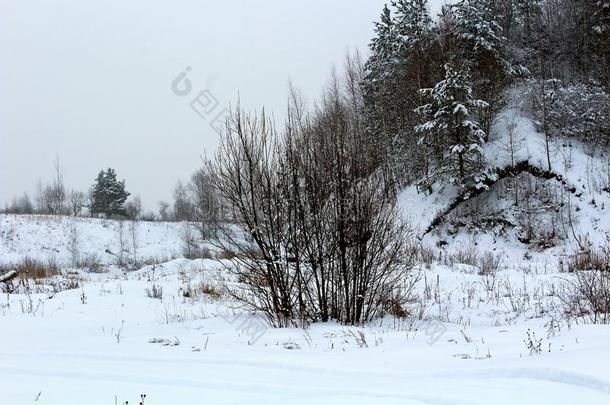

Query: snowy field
left=1, top=214, right=610, bottom=404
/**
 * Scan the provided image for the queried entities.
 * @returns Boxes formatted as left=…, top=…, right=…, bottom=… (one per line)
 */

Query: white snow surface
left=0, top=214, right=610, bottom=404
left=0, top=215, right=191, bottom=267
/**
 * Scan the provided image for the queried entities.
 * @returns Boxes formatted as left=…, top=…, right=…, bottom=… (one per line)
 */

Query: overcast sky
left=1, top=0, right=448, bottom=211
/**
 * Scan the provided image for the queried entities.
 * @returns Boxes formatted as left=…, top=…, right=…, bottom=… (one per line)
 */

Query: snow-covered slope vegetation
left=0, top=214, right=191, bottom=267
left=401, top=89, right=610, bottom=255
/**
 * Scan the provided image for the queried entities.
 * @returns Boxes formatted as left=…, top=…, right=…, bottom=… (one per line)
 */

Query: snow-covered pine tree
left=91, top=168, right=130, bottom=217
left=415, top=62, right=489, bottom=191
left=513, top=0, right=543, bottom=39
left=448, top=0, right=523, bottom=136
left=392, top=0, right=432, bottom=92
left=389, top=0, right=435, bottom=179
left=363, top=0, right=436, bottom=181
left=362, top=5, right=401, bottom=168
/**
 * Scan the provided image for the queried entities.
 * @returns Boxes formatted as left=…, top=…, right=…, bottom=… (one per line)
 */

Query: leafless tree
left=206, top=57, right=415, bottom=326
left=502, top=114, right=526, bottom=205
left=69, top=190, right=86, bottom=216
left=125, top=196, right=142, bottom=220
left=190, top=166, right=222, bottom=238
left=158, top=201, right=171, bottom=222
left=48, top=156, right=67, bottom=214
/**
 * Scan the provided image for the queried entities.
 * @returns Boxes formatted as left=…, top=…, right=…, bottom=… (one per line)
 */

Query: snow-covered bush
left=526, top=81, right=610, bottom=148
left=561, top=270, right=610, bottom=324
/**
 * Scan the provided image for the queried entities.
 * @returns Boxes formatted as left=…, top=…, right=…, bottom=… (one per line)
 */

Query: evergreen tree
left=415, top=62, right=489, bottom=190
left=393, top=0, right=433, bottom=91
left=513, top=0, right=543, bottom=39
left=90, top=168, right=130, bottom=217
left=363, top=1, right=436, bottom=180
left=391, top=0, right=435, bottom=178
left=363, top=4, right=400, bottom=150
left=448, top=0, right=524, bottom=135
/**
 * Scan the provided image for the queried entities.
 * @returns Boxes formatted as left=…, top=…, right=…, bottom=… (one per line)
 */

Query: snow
left=0, top=214, right=609, bottom=403
left=0, top=215, right=194, bottom=267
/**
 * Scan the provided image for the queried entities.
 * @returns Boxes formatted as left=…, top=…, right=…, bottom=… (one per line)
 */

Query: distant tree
left=158, top=201, right=171, bottom=221
left=173, top=180, right=194, bottom=221
left=68, top=190, right=86, bottom=216
left=38, top=157, right=67, bottom=215
left=5, top=193, right=34, bottom=214
left=140, top=211, right=157, bottom=222
left=34, top=179, right=46, bottom=213
left=90, top=168, right=130, bottom=217
left=125, top=195, right=142, bottom=220
left=189, top=166, right=221, bottom=236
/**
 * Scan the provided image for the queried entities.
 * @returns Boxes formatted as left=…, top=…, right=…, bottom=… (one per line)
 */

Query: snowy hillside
left=0, top=215, right=194, bottom=267
left=399, top=88, right=610, bottom=257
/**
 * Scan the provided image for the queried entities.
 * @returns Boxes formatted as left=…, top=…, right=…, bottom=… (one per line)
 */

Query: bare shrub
left=478, top=251, right=502, bottom=275
left=182, top=280, right=222, bottom=299
left=77, top=254, right=107, bottom=273
left=145, top=284, right=163, bottom=300
left=181, top=223, right=213, bottom=259
left=561, top=270, right=610, bottom=324
left=448, top=241, right=479, bottom=268
left=67, top=225, right=80, bottom=268
left=564, top=245, right=610, bottom=273
left=523, top=329, right=545, bottom=355
left=206, top=60, right=415, bottom=327
left=216, top=249, right=237, bottom=260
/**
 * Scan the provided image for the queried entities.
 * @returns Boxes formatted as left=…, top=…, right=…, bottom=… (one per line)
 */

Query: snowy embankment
left=0, top=214, right=191, bottom=267
left=0, top=214, right=610, bottom=403
left=399, top=90, right=610, bottom=253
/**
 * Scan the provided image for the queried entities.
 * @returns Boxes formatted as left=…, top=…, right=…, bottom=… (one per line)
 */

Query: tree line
left=3, top=159, right=221, bottom=227
left=363, top=0, right=609, bottom=189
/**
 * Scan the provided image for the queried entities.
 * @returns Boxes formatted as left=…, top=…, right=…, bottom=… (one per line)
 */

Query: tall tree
left=363, top=0, right=436, bottom=180
left=90, top=168, right=130, bottom=217
left=448, top=0, right=523, bottom=135
left=415, top=62, right=489, bottom=190
left=363, top=4, right=401, bottom=157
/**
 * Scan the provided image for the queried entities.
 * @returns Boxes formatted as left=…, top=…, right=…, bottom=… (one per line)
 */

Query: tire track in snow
left=0, top=365, right=460, bottom=404
left=1, top=351, right=610, bottom=398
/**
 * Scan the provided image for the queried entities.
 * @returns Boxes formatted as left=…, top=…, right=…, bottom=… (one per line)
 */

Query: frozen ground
left=1, top=215, right=610, bottom=404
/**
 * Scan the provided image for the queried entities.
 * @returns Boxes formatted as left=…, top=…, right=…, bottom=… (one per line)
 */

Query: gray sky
left=1, top=0, right=447, bottom=211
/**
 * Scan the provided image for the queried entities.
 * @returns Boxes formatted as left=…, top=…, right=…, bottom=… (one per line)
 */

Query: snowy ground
left=1, top=214, right=610, bottom=404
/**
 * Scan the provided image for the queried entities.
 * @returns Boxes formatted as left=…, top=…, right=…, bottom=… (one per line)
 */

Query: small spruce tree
left=415, top=62, right=489, bottom=190
left=90, top=168, right=130, bottom=217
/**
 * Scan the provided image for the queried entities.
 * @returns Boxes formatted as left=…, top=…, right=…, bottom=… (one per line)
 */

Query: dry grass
left=563, top=246, right=610, bottom=273
left=145, top=284, right=163, bottom=300
left=0, top=258, right=60, bottom=280
left=182, top=280, right=222, bottom=299
left=216, top=249, right=237, bottom=260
